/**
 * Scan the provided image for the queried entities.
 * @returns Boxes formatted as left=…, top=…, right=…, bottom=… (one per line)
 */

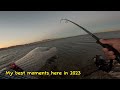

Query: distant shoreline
left=0, top=30, right=120, bottom=51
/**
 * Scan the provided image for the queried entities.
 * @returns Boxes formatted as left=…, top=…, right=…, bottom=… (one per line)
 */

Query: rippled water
left=0, top=31, right=120, bottom=78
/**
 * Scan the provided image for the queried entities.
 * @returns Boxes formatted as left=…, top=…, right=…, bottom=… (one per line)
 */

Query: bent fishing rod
left=60, top=19, right=120, bottom=63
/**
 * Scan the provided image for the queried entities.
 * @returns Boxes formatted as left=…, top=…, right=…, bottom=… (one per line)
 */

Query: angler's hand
left=100, top=38, right=120, bottom=60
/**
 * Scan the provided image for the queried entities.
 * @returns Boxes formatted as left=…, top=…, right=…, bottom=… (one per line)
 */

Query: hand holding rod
left=61, top=19, right=120, bottom=63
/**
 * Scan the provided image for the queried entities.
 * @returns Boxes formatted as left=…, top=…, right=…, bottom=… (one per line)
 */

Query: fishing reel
left=93, top=55, right=113, bottom=72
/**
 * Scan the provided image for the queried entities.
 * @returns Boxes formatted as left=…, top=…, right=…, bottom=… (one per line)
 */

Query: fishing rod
left=60, top=19, right=120, bottom=64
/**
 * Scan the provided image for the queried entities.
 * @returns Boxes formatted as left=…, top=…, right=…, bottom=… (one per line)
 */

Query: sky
left=0, top=11, right=120, bottom=48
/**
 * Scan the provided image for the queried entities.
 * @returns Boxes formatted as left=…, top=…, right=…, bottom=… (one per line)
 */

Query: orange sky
left=0, top=11, right=120, bottom=48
